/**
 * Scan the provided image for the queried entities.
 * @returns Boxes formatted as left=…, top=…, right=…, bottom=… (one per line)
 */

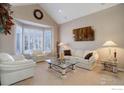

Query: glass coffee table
left=46, top=58, right=79, bottom=76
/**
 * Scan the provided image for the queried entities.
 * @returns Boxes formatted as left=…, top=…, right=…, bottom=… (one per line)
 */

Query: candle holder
left=113, top=50, right=117, bottom=63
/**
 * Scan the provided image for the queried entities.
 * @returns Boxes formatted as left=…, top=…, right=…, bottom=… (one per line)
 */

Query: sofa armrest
left=88, top=56, right=97, bottom=63
left=0, top=61, right=35, bottom=71
left=88, top=51, right=99, bottom=63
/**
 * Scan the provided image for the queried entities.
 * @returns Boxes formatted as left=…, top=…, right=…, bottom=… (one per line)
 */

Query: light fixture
left=103, top=40, right=117, bottom=62
left=58, top=9, right=62, bottom=13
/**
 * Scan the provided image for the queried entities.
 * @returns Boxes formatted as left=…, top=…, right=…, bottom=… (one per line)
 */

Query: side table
left=101, top=60, right=118, bottom=73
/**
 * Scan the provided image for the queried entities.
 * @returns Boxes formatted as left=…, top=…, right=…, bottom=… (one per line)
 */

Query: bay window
left=15, top=22, right=52, bottom=54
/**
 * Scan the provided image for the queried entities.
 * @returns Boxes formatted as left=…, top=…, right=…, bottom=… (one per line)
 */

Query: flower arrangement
left=0, top=3, right=14, bottom=35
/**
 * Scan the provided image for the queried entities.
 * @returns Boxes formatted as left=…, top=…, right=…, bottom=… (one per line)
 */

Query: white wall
left=60, top=4, right=124, bottom=68
left=0, top=27, right=16, bottom=54
left=0, top=4, right=59, bottom=55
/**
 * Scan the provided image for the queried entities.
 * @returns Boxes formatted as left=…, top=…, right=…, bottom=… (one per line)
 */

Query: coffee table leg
left=49, top=63, right=52, bottom=68
left=113, top=66, right=118, bottom=73
left=62, top=69, right=66, bottom=75
left=72, top=64, right=75, bottom=70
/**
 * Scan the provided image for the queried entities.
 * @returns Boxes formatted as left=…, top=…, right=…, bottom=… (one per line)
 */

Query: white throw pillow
left=0, top=53, right=15, bottom=62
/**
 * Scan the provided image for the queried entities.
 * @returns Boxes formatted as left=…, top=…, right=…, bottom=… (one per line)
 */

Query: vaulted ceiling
left=40, top=3, right=118, bottom=24
left=11, top=3, right=118, bottom=24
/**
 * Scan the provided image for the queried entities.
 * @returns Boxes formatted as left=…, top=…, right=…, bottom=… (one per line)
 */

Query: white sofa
left=32, top=50, right=48, bottom=62
left=64, top=50, right=99, bottom=70
left=0, top=53, right=35, bottom=85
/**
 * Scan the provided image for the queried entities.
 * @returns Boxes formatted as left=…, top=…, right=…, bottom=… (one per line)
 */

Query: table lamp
left=58, top=42, right=64, bottom=46
left=56, top=42, right=65, bottom=58
left=58, top=42, right=65, bottom=61
left=102, top=40, right=117, bottom=62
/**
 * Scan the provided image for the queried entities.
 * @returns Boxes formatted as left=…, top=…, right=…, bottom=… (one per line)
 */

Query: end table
left=101, top=60, right=118, bottom=73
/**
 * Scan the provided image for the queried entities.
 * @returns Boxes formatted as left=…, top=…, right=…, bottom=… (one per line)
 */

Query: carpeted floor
left=14, top=62, right=124, bottom=85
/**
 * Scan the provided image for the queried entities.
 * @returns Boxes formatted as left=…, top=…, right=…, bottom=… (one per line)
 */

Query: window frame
left=15, top=21, right=53, bottom=54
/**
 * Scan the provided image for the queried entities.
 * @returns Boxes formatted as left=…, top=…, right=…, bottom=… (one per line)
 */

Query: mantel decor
left=73, top=26, right=94, bottom=41
left=0, top=3, right=14, bottom=35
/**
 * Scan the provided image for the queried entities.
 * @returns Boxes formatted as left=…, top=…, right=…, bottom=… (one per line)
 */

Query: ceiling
left=40, top=3, right=118, bottom=24
left=11, top=3, right=34, bottom=7
left=11, top=3, right=118, bottom=24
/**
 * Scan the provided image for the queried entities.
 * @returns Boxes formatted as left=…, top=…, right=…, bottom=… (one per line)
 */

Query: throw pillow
left=84, top=52, right=93, bottom=60
left=64, top=50, right=72, bottom=56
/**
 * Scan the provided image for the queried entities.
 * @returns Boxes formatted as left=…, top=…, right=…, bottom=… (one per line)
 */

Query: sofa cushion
left=74, top=50, right=83, bottom=57
left=84, top=52, right=93, bottom=60
left=64, top=50, right=72, bottom=56
left=32, top=50, right=43, bottom=55
left=12, top=55, right=26, bottom=61
left=0, top=53, right=15, bottom=62
left=70, top=49, right=75, bottom=56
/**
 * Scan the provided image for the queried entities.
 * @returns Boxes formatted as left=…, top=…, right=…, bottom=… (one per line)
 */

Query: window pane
left=16, top=23, right=22, bottom=54
left=44, top=30, right=52, bottom=52
left=23, top=28, right=30, bottom=54
left=23, top=28, right=43, bottom=54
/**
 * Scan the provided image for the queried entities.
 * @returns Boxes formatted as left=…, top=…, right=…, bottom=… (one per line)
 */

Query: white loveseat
left=0, top=53, right=35, bottom=85
left=64, top=50, right=99, bottom=70
left=32, top=50, right=48, bottom=62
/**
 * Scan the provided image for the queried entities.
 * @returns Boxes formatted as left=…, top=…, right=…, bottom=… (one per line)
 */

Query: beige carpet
left=14, top=62, right=124, bottom=85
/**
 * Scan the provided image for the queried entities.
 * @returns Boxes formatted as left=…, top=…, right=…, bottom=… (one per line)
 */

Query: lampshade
left=103, top=41, right=117, bottom=47
left=58, top=42, right=64, bottom=46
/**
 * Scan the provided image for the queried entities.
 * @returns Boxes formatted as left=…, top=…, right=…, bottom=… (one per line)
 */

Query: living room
left=0, top=3, right=124, bottom=87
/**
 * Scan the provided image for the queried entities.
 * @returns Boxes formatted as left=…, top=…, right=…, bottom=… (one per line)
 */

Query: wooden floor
left=14, top=62, right=124, bottom=85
